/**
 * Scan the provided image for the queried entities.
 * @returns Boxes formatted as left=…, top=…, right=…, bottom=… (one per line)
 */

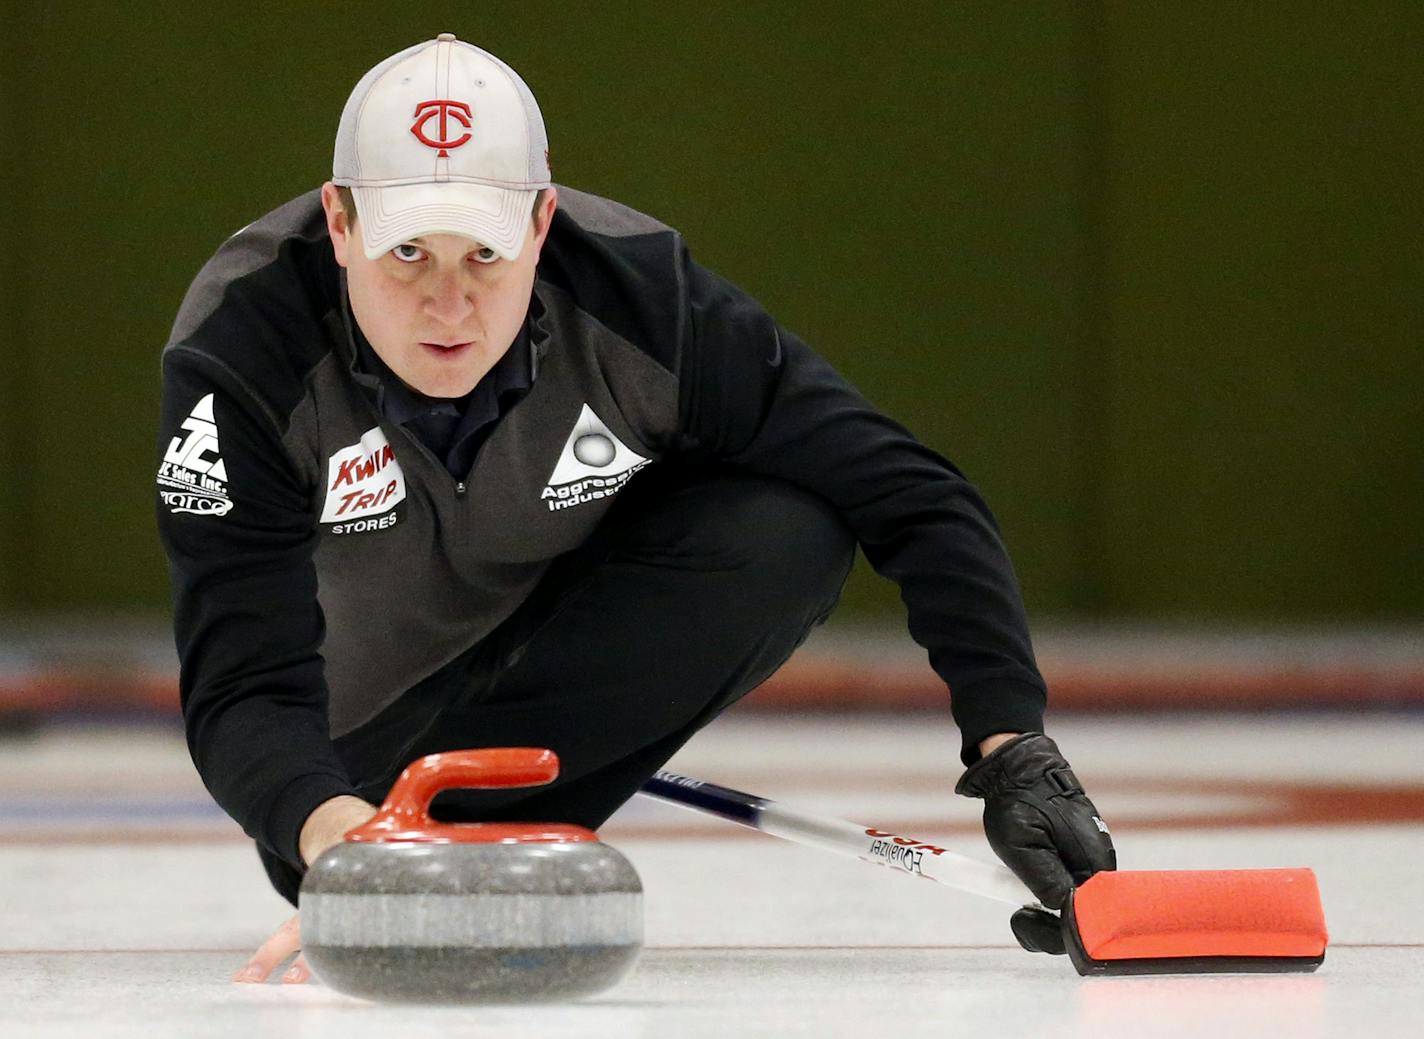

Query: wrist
left=299, top=794, right=376, bottom=867
left=977, top=731, right=1023, bottom=759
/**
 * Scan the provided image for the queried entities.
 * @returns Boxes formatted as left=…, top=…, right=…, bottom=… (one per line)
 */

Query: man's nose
left=424, top=272, right=475, bottom=326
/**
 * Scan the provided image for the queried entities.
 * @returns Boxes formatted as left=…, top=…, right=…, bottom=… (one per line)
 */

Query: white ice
left=0, top=713, right=1419, bottom=1038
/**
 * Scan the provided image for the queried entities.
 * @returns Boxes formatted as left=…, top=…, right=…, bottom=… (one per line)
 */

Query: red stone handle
left=344, top=748, right=598, bottom=845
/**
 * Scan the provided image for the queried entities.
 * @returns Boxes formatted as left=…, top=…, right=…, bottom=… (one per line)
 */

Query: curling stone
left=300, top=748, right=642, bottom=1003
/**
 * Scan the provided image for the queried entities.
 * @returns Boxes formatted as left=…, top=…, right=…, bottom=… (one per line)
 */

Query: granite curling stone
left=300, top=748, right=643, bottom=1003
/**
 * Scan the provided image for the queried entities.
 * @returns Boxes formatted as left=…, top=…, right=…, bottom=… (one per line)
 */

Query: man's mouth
left=419, top=340, right=474, bottom=357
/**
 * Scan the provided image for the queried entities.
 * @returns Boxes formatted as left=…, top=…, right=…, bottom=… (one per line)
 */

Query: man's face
left=322, top=184, right=557, bottom=398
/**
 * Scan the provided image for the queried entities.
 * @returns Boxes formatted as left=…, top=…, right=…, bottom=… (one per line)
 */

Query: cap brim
left=352, top=182, right=537, bottom=261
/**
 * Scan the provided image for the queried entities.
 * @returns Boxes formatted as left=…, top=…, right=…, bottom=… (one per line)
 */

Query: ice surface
left=0, top=714, right=1418, bottom=1038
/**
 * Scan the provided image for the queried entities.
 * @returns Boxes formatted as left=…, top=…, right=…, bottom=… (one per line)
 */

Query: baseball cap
left=332, top=33, right=551, bottom=261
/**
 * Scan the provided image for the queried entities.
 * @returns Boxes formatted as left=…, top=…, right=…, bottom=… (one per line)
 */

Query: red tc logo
left=410, top=99, right=473, bottom=157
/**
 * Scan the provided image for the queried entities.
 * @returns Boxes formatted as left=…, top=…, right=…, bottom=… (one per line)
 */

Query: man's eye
left=472, top=246, right=498, bottom=265
left=391, top=243, right=424, bottom=263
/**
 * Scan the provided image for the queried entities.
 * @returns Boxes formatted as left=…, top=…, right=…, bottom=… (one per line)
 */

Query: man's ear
left=320, top=182, right=353, bottom=268
left=530, top=187, right=559, bottom=259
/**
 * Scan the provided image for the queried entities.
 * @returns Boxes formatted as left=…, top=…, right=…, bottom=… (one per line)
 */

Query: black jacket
left=155, top=186, right=1047, bottom=869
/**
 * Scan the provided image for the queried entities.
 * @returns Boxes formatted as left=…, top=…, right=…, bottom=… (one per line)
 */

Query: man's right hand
left=234, top=913, right=310, bottom=983
left=233, top=796, right=379, bottom=984
left=298, top=794, right=378, bottom=867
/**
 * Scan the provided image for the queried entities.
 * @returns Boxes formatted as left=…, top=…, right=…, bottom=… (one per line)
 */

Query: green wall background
left=1, top=3, right=1418, bottom=622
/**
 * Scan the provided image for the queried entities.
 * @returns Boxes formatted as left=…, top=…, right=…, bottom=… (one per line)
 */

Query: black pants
left=260, top=465, right=855, bottom=904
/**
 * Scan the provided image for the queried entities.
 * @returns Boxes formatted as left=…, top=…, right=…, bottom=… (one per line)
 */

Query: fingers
left=282, top=953, right=313, bottom=985
left=984, top=803, right=1077, bottom=907
left=984, top=791, right=1117, bottom=907
left=1047, top=795, right=1117, bottom=881
left=993, top=834, right=1076, bottom=908
left=233, top=912, right=303, bottom=984
left=1009, top=906, right=1067, bottom=955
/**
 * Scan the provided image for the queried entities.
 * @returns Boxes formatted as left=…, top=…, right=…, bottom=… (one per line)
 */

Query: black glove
left=955, top=732, right=1116, bottom=954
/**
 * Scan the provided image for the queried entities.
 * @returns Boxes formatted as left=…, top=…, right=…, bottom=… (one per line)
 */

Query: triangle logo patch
left=157, top=392, right=233, bottom=516
left=541, top=403, right=650, bottom=510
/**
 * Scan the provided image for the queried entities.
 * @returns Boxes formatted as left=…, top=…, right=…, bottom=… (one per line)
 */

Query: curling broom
left=640, top=769, right=1328, bottom=976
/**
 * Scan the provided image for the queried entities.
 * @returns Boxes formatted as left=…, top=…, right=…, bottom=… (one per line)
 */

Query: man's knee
left=643, top=470, right=855, bottom=620
left=735, top=477, right=853, bottom=601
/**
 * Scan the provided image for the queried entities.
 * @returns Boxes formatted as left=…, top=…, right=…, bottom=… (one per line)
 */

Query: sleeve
left=155, top=348, right=360, bottom=867
left=676, top=256, right=1046, bottom=763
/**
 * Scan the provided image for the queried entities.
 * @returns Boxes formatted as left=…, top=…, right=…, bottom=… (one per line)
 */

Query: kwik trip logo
left=542, top=404, right=650, bottom=512
left=411, top=99, right=472, bottom=157
left=158, top=393, right=233, bottom=517
left=321, top=426, right=407, bottom=534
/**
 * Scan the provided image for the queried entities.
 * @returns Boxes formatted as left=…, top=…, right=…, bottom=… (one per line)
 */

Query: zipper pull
left=455, top=481, right=467, bottom=497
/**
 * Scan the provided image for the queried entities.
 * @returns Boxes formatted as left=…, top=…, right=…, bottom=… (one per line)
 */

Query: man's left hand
left=956, top=732, right=1116, bottom=954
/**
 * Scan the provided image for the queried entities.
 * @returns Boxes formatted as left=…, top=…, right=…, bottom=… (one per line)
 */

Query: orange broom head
left=1064, top=868, right=1328, bottom=976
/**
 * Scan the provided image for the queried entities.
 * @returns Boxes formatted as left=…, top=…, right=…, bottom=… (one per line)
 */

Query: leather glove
left=955, top=732, right=1116, bottom=954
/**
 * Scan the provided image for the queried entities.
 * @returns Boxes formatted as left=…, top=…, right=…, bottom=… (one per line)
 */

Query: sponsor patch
left=321, top=426, right=407, bottom=525
left=541, top=403, right=649, bottom=511
left=158, top=393, right=233, bottom=516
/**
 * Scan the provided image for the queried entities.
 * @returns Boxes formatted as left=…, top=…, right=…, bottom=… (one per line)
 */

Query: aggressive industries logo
left=321, top=426, right=407, bottom=534
left=158, top=393, right=233, bottom=516
left=542, top=404, right=649, bottom=511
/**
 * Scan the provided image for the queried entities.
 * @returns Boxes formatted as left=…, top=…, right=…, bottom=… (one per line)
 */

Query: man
left=155, top=33, right=1114, bottom=985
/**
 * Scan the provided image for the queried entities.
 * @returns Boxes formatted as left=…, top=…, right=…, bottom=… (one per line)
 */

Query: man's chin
left=404, top=362, right=486, bottom=399
left=416, top=378, right=480, bottom=400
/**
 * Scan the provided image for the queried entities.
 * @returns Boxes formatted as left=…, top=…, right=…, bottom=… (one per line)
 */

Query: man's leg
left=259, top=465, right=854, bottom=903
left=353, top=464, right=855, bottom=823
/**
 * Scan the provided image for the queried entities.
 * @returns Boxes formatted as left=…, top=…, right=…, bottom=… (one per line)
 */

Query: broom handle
left=640, top=769, right=1035, bottom=907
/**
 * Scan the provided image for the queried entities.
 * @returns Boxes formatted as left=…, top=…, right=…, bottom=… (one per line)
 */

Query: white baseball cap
left=332, top=33, right=551, bottom=261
